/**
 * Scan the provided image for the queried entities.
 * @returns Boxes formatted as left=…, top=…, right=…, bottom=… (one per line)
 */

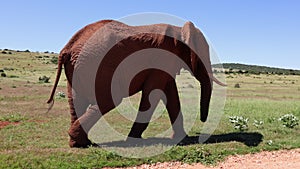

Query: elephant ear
left=181, top=21, right=211, bottom=77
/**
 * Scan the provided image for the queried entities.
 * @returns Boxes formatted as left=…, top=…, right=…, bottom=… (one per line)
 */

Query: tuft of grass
left=181, top=147, right=221, bottom=165
left=0, top=113, right=26, bottom=122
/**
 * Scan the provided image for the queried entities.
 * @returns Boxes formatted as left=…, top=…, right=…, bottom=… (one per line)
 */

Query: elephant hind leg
left=127, top=85, right=162, bottom=139
left=69, top=105, right=102, bottom=148
left=68, top=83, right=95, bottom=148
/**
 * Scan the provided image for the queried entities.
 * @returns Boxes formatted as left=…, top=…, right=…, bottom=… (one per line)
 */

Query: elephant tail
left=46, top=52, right=65, bottom=112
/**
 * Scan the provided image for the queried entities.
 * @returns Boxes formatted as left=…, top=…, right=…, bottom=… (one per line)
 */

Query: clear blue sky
left=0, top=0, right=299, bottom=69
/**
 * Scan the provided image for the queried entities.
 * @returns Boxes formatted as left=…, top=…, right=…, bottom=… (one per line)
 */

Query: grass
left=0, top=50, right=299, bottom=168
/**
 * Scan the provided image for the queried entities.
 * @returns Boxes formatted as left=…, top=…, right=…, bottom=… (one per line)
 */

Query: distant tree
left=237, top=69, right=244, bottom=74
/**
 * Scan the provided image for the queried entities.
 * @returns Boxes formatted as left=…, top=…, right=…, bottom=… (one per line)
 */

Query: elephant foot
left=126, top=134, right=142, bottom=141
left=127, top=133, right=142, bottom=139
left=69, top=137, right=94, bottom=148
left=171, top=130, right=187, bottom=140
left=68, top=121, right=93, bottom=148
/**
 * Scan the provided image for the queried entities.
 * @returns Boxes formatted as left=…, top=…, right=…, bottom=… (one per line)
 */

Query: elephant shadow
left=95, top=132, right=263, bottom=148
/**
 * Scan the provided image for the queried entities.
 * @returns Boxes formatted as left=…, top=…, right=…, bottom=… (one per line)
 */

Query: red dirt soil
left=0, top=121, right=20, bottom=129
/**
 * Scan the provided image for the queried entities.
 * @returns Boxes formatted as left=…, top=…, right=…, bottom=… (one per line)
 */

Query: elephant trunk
left=196, top=58, right=213, bottom=122
left=200, top=77, right=212, bottom=122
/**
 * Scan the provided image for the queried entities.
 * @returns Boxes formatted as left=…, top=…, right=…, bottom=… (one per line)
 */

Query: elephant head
left=181, top=21, right=225, bottom=122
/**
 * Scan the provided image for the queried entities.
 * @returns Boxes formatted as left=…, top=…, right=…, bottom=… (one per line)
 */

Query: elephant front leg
left=164, top=80, right=187, bottom=139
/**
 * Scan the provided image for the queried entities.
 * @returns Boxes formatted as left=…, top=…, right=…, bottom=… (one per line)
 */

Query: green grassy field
left=0, top=50, right=299, bottom=168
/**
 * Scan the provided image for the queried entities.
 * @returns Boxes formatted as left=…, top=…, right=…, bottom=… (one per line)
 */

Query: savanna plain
left=0, top=49, right=299, bottom=168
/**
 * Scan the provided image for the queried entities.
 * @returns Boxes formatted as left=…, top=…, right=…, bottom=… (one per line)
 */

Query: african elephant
left=47, top=20, right=225, bottom=148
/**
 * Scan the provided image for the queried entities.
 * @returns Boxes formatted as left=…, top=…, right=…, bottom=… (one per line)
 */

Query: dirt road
left=105, top=149, right=300, bottom=169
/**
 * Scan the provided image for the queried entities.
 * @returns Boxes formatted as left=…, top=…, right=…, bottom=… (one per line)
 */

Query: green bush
left=56, top=91, right=66, bottom=99
left=7, top=75, right=19, bottom=78
left=51, top=56, right=58, bottom=64
left=253, top=119, right=264, bottom=129
left=1, top=72, right=6, bottom=77
left=229, top=116, right=249, bottom=132
left=278, top=114, right=299, bottom=128
left=234, top=83, right=241, bottom=88
left=38, top=76, right=50, bottom=83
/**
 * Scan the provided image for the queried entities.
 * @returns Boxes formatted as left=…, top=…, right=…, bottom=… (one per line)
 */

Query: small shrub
left=51, top=56, right=58, bottom=64
left=234, top=83, right=240, bottom=88
left=229, top=116, right=249, bottom=132
left=39, top=76, right=50, bottom=83
left=266, top=140, right=273, bottom=146
left=1, top=51, right=7, bottom=54
left=7, top=75, right=19, bottom=78
left=1, top=72, right=6, bottom=77
left=278, top=114, right=299, bottom=128
left=3, top=67, right=14, bottom=71
left=253, top=119, right=264, bottom=129
left=56, top=91, right=66, bottom=99
left=12, top=85, right=17, bottom=88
